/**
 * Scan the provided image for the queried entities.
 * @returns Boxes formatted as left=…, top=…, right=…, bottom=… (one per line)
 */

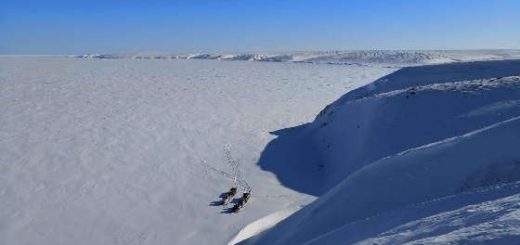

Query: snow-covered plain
left=0, top=56, right=393, bottom=245
left=2, top=52, right=520, bottom=245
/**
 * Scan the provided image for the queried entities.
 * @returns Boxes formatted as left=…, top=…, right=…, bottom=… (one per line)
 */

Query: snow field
left=0, top=57, right=394, bottom=245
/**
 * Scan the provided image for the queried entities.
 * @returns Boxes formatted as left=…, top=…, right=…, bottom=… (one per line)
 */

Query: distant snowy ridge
left=77, top=50, right=520, bottom=65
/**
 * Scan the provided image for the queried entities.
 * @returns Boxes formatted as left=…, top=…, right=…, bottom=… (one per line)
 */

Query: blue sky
left=1, top=0, right=520, bottom=54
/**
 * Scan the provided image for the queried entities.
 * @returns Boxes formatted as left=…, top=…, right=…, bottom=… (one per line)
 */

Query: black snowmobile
left=231, top=192, right=251, bottom=213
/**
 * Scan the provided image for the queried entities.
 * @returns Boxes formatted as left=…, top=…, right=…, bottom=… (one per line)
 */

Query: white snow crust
left=2, top=53, right=520, bottom=245
left=0, top=57, right=392, bottom=245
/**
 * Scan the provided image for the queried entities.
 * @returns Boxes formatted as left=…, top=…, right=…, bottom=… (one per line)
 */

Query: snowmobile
left=231, top=192, right=251, bottom=213
left=231, top=200, right=243, bottom=213
left=221, top=187, right=237, bottom=205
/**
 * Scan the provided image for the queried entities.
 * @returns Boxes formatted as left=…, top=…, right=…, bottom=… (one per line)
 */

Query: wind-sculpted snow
left=250, top=116, right=520, bottom=244
left=373, top=76, right=520, bottom=98
left=259, top=60, right=520, bottom=194
left=303, top=50, right=449, bottom=64
left=77, top=50, right=520, bottom=66
left=246, top=60, right=520, bottom=244
left=305, top=182, right=520, bottom=245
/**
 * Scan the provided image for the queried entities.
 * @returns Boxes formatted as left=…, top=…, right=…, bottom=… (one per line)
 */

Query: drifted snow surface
left=2, top=56, right=520, bottom=245
left=228, top=206, right=301, bottom=245
left=243, top=60, right=520, bottom=244
left=305, top=182, right=520, bottom=245
left=0, top=57, right=393, bottom=245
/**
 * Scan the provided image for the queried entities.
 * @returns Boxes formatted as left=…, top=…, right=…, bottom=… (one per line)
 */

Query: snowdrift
left=245, top=60, right=520, bottom=244
left=78, top=50, right=520, bottom=66
left=304, top=181, right=520, bottom=245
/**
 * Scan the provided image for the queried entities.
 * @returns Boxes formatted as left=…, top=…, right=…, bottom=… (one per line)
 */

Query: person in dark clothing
left=222, top=187, right=237, bottom=205
left=242, top=192, right=251, bottom=203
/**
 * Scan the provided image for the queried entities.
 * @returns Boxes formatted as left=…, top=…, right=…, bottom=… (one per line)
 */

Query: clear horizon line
left=2, top=48, right=520, bottom=56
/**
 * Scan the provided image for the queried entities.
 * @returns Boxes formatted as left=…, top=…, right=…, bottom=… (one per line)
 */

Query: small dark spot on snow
left=321, top=121, right=328, bottom=127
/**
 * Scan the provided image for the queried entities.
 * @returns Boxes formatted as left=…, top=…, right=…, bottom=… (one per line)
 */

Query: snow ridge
left=244, top=60, right=520, bottom=245
left=374, top=76, right=520, bottom=98
left=77, top=50, right=520, bottom=66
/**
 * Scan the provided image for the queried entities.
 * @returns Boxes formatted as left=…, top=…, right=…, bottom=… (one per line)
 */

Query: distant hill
left=77, top=50, right=520, bottom=66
